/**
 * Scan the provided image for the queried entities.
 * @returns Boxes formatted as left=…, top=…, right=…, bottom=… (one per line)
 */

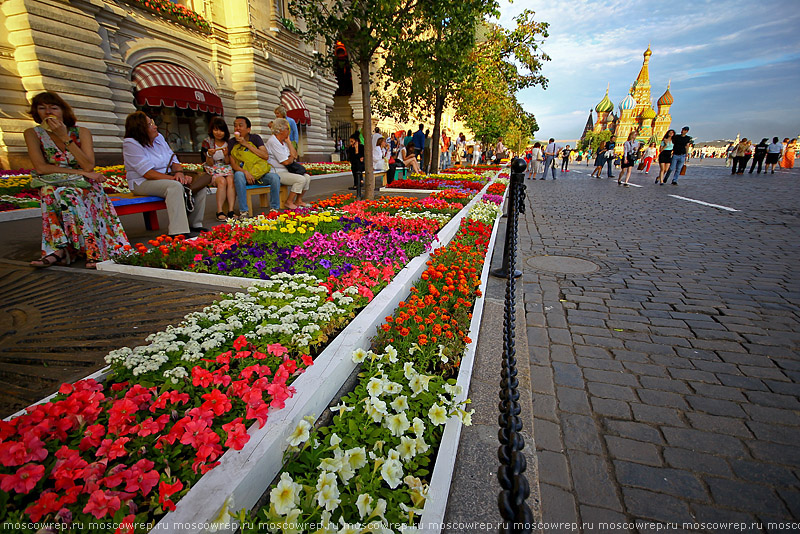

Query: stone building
left=589, top=46, right=673, bottom=154
left=0, top=0, right=344, bottom=168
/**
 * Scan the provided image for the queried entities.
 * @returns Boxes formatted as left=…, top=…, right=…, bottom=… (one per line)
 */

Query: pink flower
left=266, top=343, right=288, bottom=357
left=83, top=489, right=121, bottom=519
left=0, top=463, right=45, bottom=494
left=201, top=389, right=232, bottom=416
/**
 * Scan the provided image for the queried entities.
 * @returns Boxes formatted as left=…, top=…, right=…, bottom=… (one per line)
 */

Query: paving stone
left=686, top=395, right=746, bottom=417
left=534, top=418, right=564, bottom=452
left=690, top=505, right=759, bottom=533
left=533, top=392, right=558, bottom=422
left=630, top=404, right=685, bottom=427
left=742, top=404, right=800, bottom=427
left=663, top=447, right=733, bottom=477
left=552, top=362, right=584, bottom=388
left=746, top=421, right=800, bottom=446
left=583, top=368, right=639, bottom=387
left=549, top=328, right=574, bottom=345
left=716, top=373, right=768, bottom=391
left=582, top=335, right=626, bottom=349
left=730, top=459, right=800, bottom=487
left=531, top=365, right=555, bottom=395
left=568, top=450, right=622, bottom=511
left=577, top=357, right=624, bottom=372
left=661, top=427, right=747, bottom=457
left=561, top=413, right=603, bottom=454
left=587, top=382, right=637, bottom=401
left=578, top=506, right=630, bottom=532
left=612, top=350, right=652, bottom=364
left=528, top=326, right=549, bottom=348
left=605, top=436, right=661, bottom=466
left=540, top=483, right=579, bottom=527
left=622, top=487, right=694, bottom=524
left=748, top=441, right=800, bottom=467
left=619, top=362, right=668, bottom=378
left=536, top=449, right=571, bottom=489
left=551, top=344, right=577, bottom=363
left=614, top=460, right=708, bottom=501
left=639, top=376, right=691, bottom=394
left=745, top=391, right=800, bottom=410
left=556, top=386, right=591, bottom=415
left=591, top=398, right=632, bottom=420
left=605, top=420, right=663, bottom=444
left=686, top=413, right=753, bottom=438
left=693, top=360, right=741, bottom=375
left=636, top=389, right=689, bottom=410
left=574, top=345, right=613, bottom=359
left=704, top=476, right=788, bottom=516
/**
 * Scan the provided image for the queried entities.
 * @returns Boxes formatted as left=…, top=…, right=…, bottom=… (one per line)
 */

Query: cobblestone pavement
left=520, top=160, right=800, bottom=533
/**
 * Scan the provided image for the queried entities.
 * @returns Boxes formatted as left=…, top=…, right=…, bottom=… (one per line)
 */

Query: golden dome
left=641, top=107, right=656, bottom=119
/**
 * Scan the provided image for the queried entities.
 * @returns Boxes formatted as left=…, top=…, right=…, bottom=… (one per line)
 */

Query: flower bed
left=236, top=193, right=508, bottom=532
left=126, top=0, right=211, bottom=33
left=385, top=173, right=487, bottom=192
left=303, top=162, right=352, bottom=176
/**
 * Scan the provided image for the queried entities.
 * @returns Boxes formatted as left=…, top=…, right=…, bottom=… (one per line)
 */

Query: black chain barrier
left=496, top=158, right=532, bottom=532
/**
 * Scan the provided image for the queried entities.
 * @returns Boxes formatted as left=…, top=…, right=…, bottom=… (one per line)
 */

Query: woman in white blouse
left=122, top=111, right=208, bottom=237
left=265, top=118, right=311, bottom=209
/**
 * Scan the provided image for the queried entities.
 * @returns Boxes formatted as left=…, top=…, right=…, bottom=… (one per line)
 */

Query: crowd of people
left=23, top=91, right=316, bottom=269
left=522, top=127, right=797, bottom=186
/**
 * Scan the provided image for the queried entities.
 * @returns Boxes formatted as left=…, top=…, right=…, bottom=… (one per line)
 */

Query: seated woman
left=201, top=117, right=236, bottom=221
left=266, top=118, right=311, bottom=209
left=122, top=111, right=208, bottom=237
left=403, top=141, right=421, bottom=174
left=23, top=91, right=129, bottom=268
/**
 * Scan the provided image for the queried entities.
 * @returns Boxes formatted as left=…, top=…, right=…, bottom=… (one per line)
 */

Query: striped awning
left=280, top=91, right=311, bottom=126
left=133, top=62, right=223, bottom=115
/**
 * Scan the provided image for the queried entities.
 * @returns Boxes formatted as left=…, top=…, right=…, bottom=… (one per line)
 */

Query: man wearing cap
left=664, top=126, right=693, bottom=185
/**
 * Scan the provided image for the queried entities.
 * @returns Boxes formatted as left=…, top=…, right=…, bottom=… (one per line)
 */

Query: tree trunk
left=359, top=59, right=375, bottom=200
left=430, top=91, right=445, bottom=175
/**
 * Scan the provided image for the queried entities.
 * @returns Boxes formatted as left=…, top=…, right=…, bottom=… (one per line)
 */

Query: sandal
left=31, top=249, right=69, bottom=268
left=216, top=212, right=227, bottom=221
left=227, top=211, right=235, bottom=219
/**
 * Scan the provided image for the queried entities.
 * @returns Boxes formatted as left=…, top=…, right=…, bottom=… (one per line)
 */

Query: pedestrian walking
left=540, top=138, right=558, bottom=180
left=732, top=138, right=751, bottom=175
left=604, top=136, right=617, bottom=178
left=765, top=137, right=783, bottom=174
left=780, top=138, right=796, bottom=169
left=590, top=147, right=605, bottom=178
left=749, top=138, right=768, bottom=174
left=618, top=132, right=639, bottom=186
left=656, top=129, right=674, bottom=184
left=560, top=145, right=573, bottom=172
left=472, top=142, right=482, bottom=166
left=640, top=142, right=657, bottom=174
left=663, top=126, right=692, bottom=185
left=724, top=143, right=734, bottom=167
left=528, top=142, right=542, bottom=180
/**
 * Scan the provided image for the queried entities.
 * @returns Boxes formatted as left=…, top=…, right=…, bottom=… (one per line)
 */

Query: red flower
left=180, top=419, right=209, bottom=448
left=123, top=460, right=159, bottom=496
left=96, top=437, right=129, bottom=460
left=223, top=421, right=249, bottom=450
left=233, top=335, right=248, bottom=350
left=159, top=479, right=184, bottom=501
left=24, top=491, right=60, bottom=522
left=0, top=463, right=45, bottom=494
left=301, top=354, right=313, bottom=366
left=80, top=424, right=106, bottom=451
left=83, top=489, right=121, bottom=519
left=192, top=367, right=213, bottom=388
left=115, top=514, right=137, bottom=534
left=266, top=343, right=288, bottom=357
left=245, top=401, right=269, bottom=428
left=201, top=389, right=232, bottom=416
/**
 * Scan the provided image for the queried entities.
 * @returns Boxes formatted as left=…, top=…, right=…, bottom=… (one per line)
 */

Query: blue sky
left=494, top=0, right=800, bottom=142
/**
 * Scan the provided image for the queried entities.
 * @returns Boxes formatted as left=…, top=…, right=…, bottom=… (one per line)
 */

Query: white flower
left=352, top=348, right=367, bottom=363
left=384, top=382, right=403, bottom=395
left=384, top=412, right=410, bottom=437
left=346, top=447, right=368, bottom=470
left=409, top=374, right=431, bottom=396
left=404, top=475, right=423, bottom=490
left=428, top=403, right=448, bottom=426
left=397, top=436, right=417, bottom=460
left=384, top=345, right=398, bottom=363
left=458, top=408, right=474, bottom=426
left=403, top=362, right=416, bottom=380
left=443, top=383, right=463, bottom=397
left=287, top=419, right=312, bottom=446
left=355, top=493, right=373, bottom=519
left=380, top=459, right=404, bottom=489
left=415, top=436, right=430, bottom=454
left=330, top=402, right=354, bottom=414
left=319, top=456, right=344, bottom=473
left=438, top=345, right=449, bottom=364
left=270, top=472, right=301, bottom=516
left=316, top=482, right=340, bottom=512
left=329, top=433, right=342, bottom=449
left=412, top=417, right=425, bottom=436
left=368, top=498, right=388, bottom=521
left=366, top=377, right=384, bottom=397
left=390, top=395, right=409, bottom=412
left=387, top=448, right=400, bottom=462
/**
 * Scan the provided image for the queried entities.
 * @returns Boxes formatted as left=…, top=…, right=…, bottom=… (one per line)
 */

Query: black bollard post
left=491, top=158, right=526, bottom=279
left=496, top=156, right=532, bottom=533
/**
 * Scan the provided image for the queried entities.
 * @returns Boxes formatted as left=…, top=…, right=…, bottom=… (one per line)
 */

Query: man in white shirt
left=267, top=118, right=312, bottom=209
left=765, top=136, right=783, bottom=174
left=540, top=138, right=558, bottom=180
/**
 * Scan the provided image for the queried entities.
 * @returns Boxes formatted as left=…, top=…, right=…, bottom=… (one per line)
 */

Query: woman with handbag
left=24, top=92, right=129, bottom=268
left=656, top=129, right=675, bottom=184
left=619, top=132, right=639, bottom=186
left=123, top=111, right=208, bottom=238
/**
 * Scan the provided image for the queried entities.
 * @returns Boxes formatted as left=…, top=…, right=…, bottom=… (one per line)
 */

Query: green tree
left=456, top=10, right=549, bottom=150
left=286, top=0, right=418, bottom=199
left=376, top=0, right=497, bottom=173
left=579, top=130, right=611, bottom=154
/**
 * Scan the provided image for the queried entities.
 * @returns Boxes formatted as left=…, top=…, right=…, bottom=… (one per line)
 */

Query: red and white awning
left=280, top=91, right=311, bottom=126
left=133, top=62, right=223, bottom=115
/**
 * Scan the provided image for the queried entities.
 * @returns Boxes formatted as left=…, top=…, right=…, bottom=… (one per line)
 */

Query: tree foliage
left=455, top=10, right=549, bottom=149
left=578, top=130, right=612, bottom=153
left=375, top=0, right=497, bottom=173
left=286, top=0, right=418, bottom=199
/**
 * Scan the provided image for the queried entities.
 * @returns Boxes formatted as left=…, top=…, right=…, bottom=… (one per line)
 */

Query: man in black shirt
left=664, top=126, right=692, bottom=184
left=749, top=138, right=769, bottom=174
left=605, top=137, right=617, bottom=178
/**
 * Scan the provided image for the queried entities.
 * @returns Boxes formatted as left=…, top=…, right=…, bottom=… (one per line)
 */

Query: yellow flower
left=269, top=472, right=302, bottom=516
left=428, top=403, right=448, bottom=426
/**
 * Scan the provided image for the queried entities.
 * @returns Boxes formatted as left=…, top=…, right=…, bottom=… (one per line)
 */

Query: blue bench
left=108, top=193, right=166, bottom=231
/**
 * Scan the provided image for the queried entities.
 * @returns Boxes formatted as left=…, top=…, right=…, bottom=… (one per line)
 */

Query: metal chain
left=498, top=160, right=532, bottom=532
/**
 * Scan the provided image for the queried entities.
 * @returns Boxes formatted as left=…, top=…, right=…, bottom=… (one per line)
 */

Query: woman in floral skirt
left=23, top=91, right=128, bottom=268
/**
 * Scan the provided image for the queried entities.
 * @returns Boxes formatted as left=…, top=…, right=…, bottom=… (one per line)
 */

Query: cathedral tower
left=654, top=82, right=673, bottom=141
left=593, top=86, right=614, bottom=133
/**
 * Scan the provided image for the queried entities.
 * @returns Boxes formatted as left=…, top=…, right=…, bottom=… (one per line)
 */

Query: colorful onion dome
left=641, top=107, right=656, bottom=119
left=595, top=89, right=614, bottom=113
left=619, top=93, right=637, bottom=111
left=657, top=83, right=673, bottom=106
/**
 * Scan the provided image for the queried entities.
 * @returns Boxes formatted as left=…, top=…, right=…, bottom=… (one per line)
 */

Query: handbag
left=286, top=161, right=307, bottom=175
left=637, top=162, right=646, bottom=170
left=680, top=164, right=687, bottom=176
left=164, top=154, right=210, bottom=212
left=30, top=172, right=91, bottom=189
